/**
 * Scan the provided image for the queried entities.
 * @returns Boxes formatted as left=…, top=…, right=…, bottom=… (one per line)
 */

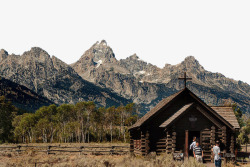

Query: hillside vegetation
left=0, top=97, right=137, bottom=143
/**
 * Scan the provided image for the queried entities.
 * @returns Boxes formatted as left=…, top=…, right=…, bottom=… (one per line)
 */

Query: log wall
left=166, top=131, right=172, bottom=153
left=230, top=134, right=234, bottom=153
left=141, top=131, right=150, bottom=156
left=201, top=128, right=212, bottom=162
left=222, top=126, right=227, bottom=154
left=156, top=138, right=167, bottom=154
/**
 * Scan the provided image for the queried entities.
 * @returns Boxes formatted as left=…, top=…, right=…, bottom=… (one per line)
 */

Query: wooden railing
left=240, top=144, right=250, bottom=152
left=0, top=145, right=129, bottom=155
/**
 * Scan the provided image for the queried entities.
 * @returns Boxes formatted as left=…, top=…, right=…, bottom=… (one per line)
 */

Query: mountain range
left=0, top=77, right=53, bottom=111
left=0, top=40, right=249, bottom=113
left=0, top=47, right=131, bottom=111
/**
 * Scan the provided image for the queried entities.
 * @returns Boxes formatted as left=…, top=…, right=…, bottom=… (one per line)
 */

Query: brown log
left=202, top=135, right=211, bottom=138
left=201, top=131, right=211, bottom=134
left=156, top=145, right=167, bottom=149
left=156, top=149, right=166, bottom=152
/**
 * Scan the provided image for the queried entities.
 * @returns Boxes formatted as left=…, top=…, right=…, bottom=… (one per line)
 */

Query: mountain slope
left=0, top=48, right=131, bottom=108
left=1, top=41, right=248, bottom=113
left=0, top=77, right=53, bottom=111
left=72, top=40, right=250, bottom=113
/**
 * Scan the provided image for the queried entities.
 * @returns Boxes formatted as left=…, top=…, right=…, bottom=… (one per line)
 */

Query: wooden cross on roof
left=178, top=72, right=192, bottom=88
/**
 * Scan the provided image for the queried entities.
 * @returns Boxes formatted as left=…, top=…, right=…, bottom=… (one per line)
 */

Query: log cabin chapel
left=129, top=72, right=240, bottom=162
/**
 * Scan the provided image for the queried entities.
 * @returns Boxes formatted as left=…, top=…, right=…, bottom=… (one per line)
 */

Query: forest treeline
left=1, top=95, right=249, bottom=146
left=0, top=96, right=138, bottom=143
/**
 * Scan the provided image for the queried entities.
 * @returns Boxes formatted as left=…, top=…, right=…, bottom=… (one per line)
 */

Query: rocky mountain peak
left=119, top=53, right=160, bottom=76
left=163, top=63, right=173, bottom=69
left=129, top=53, right=139, bottom=60
left=30, top=47, right=48, bottom=54
left=71, top=40, right=121, bottom=81
left=79, top=40, right=117, bottom=65
left=181, top=55, right=204, bottom=70
left=93, top=40, right=108, bottom=48
left=183, top=55, right=199, bottom=63
left=0, top=49, right=8, bottom=55
left=0, top=47, right=130, bottom=107
left=0, top=49, right=8, bottom=62
left=0, top=42, right=248, bottom=113
left=22, top=47, right=51, bottom=62
left=100, top=40, right=107, bottom=45
left=184, top=55, right=196, bottom=61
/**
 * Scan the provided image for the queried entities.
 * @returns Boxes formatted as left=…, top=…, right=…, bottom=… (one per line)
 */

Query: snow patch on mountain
left=96, top=60, right=103, bottom=68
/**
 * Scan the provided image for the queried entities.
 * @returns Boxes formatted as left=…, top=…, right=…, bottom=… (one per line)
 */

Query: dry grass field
left=0, top=143, right=244, bottom=167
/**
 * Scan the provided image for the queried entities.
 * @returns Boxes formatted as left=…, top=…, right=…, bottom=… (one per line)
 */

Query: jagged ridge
left=1, top=41, right=249, bottom=113
left=72, top=40, right=250, bottom=113
left=0, top=47, right=131, bottom=109
left=0, top=77, right=53, bottom=111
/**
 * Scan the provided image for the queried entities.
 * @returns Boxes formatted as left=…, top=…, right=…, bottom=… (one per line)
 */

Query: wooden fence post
left=79, top=146, right=84, bottom=155
left=47, top=146, right=51, bottom=155
left=110, top=146, right=115, bottom=155
left=17, top=145, right=21, bottom=154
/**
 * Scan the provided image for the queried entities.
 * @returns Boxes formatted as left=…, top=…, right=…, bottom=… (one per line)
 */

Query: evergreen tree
left=232, top=103, right=245, bottom=127
left=0, top=96, right=16, bottom=143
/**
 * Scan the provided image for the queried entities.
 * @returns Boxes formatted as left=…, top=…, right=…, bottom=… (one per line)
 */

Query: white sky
left=0, top=0, right=249, bottom=84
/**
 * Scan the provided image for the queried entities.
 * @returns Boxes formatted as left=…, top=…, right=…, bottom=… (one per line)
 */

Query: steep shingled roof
left=129, top=88, right=185, bottom=129
left=211, top=106, right=240, bottom=129
left=130, top=87, right=239, bottom=130
left=159, top=103, right=193, bottom=128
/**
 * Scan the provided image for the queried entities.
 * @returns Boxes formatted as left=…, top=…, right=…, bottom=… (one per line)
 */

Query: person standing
left=213, top=141, right=221, bottom=167
left=193, top=140, right=203, bottom=163
left=189, top=136, right=196, bottom=155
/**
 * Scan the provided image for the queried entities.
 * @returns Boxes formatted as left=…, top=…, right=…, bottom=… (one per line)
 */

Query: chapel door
left=188, top=131, right=200, bottom=156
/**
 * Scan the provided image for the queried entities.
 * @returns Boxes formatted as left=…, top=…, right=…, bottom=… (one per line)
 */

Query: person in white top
left=189, top=136, right=196, bottom=155
left=213, top=141, right=221, bottom=167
